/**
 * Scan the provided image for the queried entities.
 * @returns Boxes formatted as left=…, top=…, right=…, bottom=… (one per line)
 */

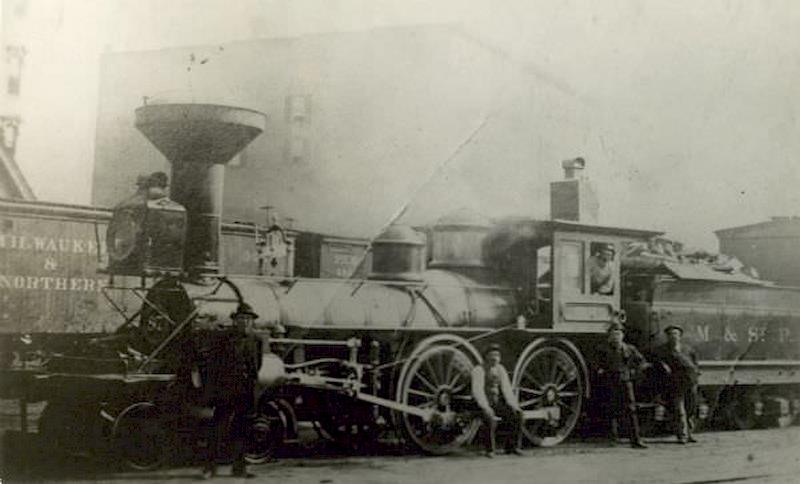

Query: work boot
left=506, top=447, right=525, bottom=456
left=631, top=440, right=648, bottom=449
left=485, top=450, right=496, bottom=458
left=687, top=435, right=698, bottom=443
left=199, top=466, right=216, bottom=480
left=610, top=419, right=620, bottom=442
left=232, top=471, right=256, bottom=479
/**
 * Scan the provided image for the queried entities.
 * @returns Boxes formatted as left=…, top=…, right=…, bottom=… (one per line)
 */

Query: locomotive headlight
left=107, top=210, right=141, bottom=262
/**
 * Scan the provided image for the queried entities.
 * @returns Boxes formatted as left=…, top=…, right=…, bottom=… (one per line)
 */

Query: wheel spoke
left=558, top=391, right=578, bottom=398
left=523, top=371, right=545, bottom=390
left=520, top=397, right=542, bottom=408
left=549, top=354, right=561, bottom=383
left=444, top=355, right=454, bottom=387
left=425, top=358, right=442, bottom=386
left=557, top=399, right=577, bottom=414
left=449, top=371, right=463, bottom=388
left=407, top=388, right=436, bottom=399
left=518, top=386, right=543, bottom=396
left=556, top=372, right=576, bottom=389
left=414, top=371, right=439, bottom=393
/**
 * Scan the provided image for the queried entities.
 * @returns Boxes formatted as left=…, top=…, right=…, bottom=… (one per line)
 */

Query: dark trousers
left=608, top=380, right=643, bottom=444
left=481, top=402, right=523, bottom=453
left=202, top=401, right=250, bottom=474
left=670, top=385, right=697, bottom=441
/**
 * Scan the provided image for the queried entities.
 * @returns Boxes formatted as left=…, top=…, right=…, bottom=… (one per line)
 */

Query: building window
left=285, top=95, right=310, bottom=122
left=284, top=94, right=311, bottom=163
left=5, top=46, right=26, bottom=96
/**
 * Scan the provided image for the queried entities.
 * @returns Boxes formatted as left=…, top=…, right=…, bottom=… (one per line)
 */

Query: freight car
left=1, top=102, right=799, bottom=469
left=0, top=190, right=370, bottom=361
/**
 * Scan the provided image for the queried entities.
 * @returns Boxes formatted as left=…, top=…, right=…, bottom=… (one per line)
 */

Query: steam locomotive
left=2, top=103, right=798, bottom=469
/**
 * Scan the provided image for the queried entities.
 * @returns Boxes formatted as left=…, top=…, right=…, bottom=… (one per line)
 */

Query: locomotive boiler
left=3, top=101, right=799, bottom=470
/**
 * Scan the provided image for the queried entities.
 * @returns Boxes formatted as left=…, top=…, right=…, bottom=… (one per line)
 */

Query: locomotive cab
left=489, top=219, right=661, bottom=331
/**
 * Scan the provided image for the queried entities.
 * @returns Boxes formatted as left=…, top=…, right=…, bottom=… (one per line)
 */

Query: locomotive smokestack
left=550, top=157, right=599, bottom=223
left=135, top=103, right=267, bottom=276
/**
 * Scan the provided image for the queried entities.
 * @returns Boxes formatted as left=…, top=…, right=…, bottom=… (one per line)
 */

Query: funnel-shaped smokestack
left=135, top=103, right=267, bottom=276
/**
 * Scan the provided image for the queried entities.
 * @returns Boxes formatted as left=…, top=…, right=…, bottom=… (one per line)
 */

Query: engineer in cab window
left=588, top=243, right=615, bottom=295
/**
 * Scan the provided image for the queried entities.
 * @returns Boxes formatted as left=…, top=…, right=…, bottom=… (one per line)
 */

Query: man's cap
left=484, top=343, right=502, bottom=355
left=599, top=244, right=615, bottom=254
left=663, top=324, right=684, bottom=335
left=231, top=302, right=259, bottom=320
left=148, top=171, right=169, bottom=188
left=607, top=321, right=625, bottom=333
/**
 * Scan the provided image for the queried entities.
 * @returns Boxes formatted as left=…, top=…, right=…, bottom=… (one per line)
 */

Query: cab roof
left=489, top=217, right=662, bottom=245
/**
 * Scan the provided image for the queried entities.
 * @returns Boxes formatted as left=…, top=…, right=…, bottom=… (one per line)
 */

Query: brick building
left=715, top=217, right=800, bottom=287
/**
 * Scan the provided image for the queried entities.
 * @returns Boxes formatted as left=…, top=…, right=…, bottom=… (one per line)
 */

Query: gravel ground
left=2, top=418, right=799, bottom=484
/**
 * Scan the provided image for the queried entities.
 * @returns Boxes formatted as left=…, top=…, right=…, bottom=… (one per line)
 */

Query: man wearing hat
left=654, top=324, right=700, bottom=444
left=596, top=320, right=649, bottom=448
left=146, top=171, right=169, bottom=200
left=471, top=343, right=524, bottom=457
left=200, top=302, right=263, bottom=479
left=588, top=244, right=616, bottom=295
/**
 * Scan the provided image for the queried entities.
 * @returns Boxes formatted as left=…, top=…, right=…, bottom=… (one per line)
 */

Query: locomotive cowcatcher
left=2, top=103, right=798, bottom=469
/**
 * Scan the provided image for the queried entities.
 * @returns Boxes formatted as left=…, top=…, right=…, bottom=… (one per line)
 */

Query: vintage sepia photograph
left=0, top=1, right=799, bottom=482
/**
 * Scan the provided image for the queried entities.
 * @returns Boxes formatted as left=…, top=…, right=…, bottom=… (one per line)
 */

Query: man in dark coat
left=596, top=320, right=649, bottom=449
left=654, top=324, right=700, bottom=444
left=471, top=343, right=525, bottom=457
left=200, top=303, right=263, bottom=479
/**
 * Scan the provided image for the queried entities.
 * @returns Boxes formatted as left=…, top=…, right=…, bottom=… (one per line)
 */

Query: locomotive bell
left=369, top=224, right=426, bottom=282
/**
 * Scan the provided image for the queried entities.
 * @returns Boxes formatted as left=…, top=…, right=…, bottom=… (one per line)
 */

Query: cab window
left=587, top=242, right=615, bottom=296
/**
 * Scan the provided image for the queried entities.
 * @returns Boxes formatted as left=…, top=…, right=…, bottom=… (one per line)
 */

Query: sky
left=2, top=0, right=799, bottom=249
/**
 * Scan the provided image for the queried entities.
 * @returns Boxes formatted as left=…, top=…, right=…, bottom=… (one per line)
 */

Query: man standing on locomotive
left=597, top=319, right=649, bottom=449
left=588, top=244, right=616, bottom=295
left=471, top=343, right=525, bottom=457
left=654, top=324, right=700, bottom=444
left=200, top=303, right=263, bottom=479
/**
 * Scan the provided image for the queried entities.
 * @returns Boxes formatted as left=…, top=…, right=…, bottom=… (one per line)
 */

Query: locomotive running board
left=356, top=392, right=560, bottom=422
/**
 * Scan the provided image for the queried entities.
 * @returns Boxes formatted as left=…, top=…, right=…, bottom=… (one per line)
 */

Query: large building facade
left=93, top=25, right=607, bottom=238
left=715, top=217, right=800, bottom=287
left=0, top=0, right=35, bottom=200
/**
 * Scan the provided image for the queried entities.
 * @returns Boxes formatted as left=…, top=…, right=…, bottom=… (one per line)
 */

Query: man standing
left=654, top=324, right=700, bottom=444
left=201, top=303, right=263, bottom=479
left=471, top=343, right=524, bottom=457
left=596, top=320, right=649, bottom=449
